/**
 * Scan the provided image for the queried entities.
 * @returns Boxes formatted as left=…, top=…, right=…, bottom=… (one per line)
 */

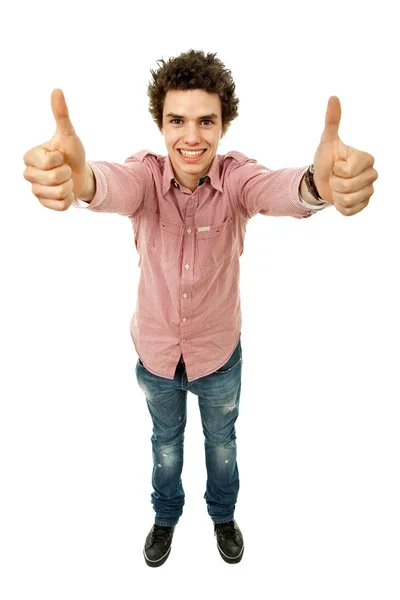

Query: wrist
left=305, top=164, right=326, bottom=203
left=300, top=169, right=326, bottom=205
left=78, top=163, right=96, bottom=202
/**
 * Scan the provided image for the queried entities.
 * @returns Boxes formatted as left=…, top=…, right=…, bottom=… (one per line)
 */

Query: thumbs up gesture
left=312, top=96, right=378, bottom=216
left=23, top=89, right=89, bottom=210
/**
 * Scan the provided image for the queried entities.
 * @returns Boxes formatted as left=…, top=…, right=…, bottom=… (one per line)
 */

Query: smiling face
left=161, top=89, right=225, bottom=191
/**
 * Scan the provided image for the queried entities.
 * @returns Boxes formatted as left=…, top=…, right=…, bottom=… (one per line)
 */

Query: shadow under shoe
left=143, top=524, right=175, bottom=567
left=214, top=520, right=244, bottom=564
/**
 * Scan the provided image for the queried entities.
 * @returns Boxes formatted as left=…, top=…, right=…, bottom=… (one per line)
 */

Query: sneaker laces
left=152, top=525, right=172, bottom=544
left=215, top=521, right=237, bottom=540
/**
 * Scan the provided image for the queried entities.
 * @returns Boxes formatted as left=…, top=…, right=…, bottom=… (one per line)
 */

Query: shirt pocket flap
left=196, top=216, right=234, bottom=270
left=147, top=215, right=184, bottom=267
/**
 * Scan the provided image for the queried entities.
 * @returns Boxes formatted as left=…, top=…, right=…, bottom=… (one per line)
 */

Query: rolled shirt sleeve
left=73, top=197, right=91, bottom=208
left=224, top=151, right=331, bottom=219
left=71, top=150, right=155, bottom=217
left=298, top=192, right=331, bottom=210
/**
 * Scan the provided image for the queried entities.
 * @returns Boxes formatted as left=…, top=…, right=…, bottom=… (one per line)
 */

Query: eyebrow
left=165, top=112, right=219, bottom=120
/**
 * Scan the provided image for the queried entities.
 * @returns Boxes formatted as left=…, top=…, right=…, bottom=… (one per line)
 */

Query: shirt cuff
left=298, top=192, right=330, bottom=210
left=72, top=197, right=91, bottom=208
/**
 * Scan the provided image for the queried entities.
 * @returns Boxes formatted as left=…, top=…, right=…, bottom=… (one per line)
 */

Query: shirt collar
left=162, top=153, right=223, bottom=195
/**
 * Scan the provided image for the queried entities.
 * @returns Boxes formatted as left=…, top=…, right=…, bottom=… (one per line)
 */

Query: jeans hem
left=212, top=515, right=235, bottom=525
left=155, top=520, right=179, bottom=527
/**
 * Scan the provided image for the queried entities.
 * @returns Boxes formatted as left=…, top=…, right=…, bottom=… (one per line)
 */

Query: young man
left=23, top=49, right=378, bottom=568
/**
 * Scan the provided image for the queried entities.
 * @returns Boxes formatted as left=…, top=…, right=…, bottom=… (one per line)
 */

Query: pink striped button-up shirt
left=73, top=150, right=330, bottom=382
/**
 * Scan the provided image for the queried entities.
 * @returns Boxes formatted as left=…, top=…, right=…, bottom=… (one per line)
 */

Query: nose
left=182, top=122, right=201, bottom=145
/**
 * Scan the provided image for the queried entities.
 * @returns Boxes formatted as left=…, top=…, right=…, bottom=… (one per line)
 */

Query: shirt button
left=183, top=293, right=187, bottom=298
left=182, top=317, right=187, bottom=322
left=187, top=228, right=191, bottom=234
left=182, top=339, right=186, bottom=343
left=185, top=264, right=190, bottom=270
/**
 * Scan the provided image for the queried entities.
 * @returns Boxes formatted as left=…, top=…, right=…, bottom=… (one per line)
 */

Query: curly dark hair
left=147, top=49, right=239, bottom=134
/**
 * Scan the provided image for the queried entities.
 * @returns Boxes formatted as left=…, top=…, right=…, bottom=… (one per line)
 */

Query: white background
left=1, top=0, right=399, bottom=598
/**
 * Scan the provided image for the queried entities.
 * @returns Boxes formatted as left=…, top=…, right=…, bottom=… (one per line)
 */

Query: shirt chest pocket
left=196, top=216, right=234, bottom=271
left=146, top=214, right=184, bottom=268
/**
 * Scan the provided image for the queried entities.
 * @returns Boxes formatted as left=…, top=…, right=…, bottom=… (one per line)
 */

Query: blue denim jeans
left=135, top=334, right=242, bottom=527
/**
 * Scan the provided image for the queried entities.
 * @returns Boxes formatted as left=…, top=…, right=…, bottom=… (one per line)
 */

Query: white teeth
left=180, top=150, right=205, bottom=157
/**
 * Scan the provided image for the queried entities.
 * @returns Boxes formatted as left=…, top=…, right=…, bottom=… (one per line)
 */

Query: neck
left=173, top=166, right=205, bottom=192
left=176, top=174, right=198, bottom=192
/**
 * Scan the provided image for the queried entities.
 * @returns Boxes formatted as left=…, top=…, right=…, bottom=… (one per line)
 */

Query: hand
left=23, top=89, right=88, bottom=211
left=312, top=96, right=378, bottom=216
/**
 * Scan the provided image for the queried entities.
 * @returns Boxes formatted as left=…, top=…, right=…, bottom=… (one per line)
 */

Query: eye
left=201, top=120, right=213, bottom=125
left=171, top=119, right=182, bottom=124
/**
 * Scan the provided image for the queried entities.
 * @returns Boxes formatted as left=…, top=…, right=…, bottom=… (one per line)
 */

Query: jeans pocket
left=215, top=337, right=242, bottom=374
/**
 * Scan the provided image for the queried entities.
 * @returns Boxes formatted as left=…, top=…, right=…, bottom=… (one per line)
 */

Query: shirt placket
left=179, top=183, right=200, bottom=364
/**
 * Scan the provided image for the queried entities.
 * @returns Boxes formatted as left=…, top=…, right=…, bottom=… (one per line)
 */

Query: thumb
left=50, top=88, right=76, bottom=137
left=320, top=95, right=341, bottom=144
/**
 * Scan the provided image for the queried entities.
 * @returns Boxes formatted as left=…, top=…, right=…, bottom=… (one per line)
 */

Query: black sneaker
left=143, top=523, right=175, bottom=567
left=214, top=520, right=244, bottom=564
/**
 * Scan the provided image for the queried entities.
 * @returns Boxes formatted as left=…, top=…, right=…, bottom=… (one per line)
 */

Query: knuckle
left=49, top=170, right=59, bottom=185
left=43, top=156, right=54, bottom=170
left=336, top=192, right=348, bottom=207
left=341, top=178, right=351, bottom=193
left=341, top=199, right=350, bottom=210
left=57, top=185, right=66, bottom=199
left=342, top=197, right=351, bottom=210
left=60, top=198, right=70, bottom=211
left=60, top=165, right=72, bottom=182
left=23, top=151, right=32, bottom=166
left=341, top=164, right=351, bottom=177
left=57, top=180, right=72, bottom=200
